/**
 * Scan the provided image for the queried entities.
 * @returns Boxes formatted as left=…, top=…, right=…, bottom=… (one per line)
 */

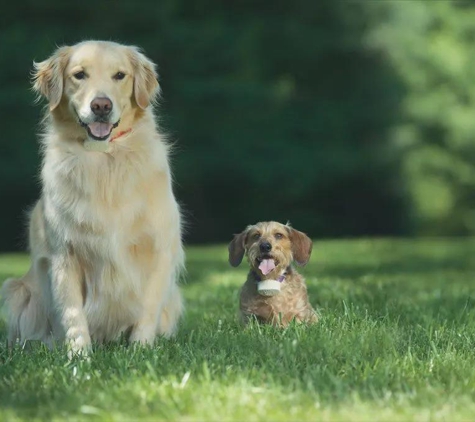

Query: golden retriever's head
left=228, top=221, right=313, bottom=277
left=32, top=41, right=159, bottom=142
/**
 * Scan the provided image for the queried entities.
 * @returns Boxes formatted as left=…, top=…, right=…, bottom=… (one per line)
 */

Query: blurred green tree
left=368, top=1, right=475, bottom=235
left=4, top=0, right=473, bottom=250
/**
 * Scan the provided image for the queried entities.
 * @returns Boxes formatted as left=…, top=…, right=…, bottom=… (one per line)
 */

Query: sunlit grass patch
left=1, top=238, right=475, bottom=421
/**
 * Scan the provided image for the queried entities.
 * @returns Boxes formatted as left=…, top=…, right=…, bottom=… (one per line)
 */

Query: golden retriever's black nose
left=260, top=242, right=272, bottom=253
left=90, top=97, right=113, bottom=117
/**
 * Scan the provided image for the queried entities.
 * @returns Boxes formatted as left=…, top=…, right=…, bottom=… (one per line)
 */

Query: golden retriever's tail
left=1, top=276, right=31, bottom=343
left=1, top=269, right=48, bottom=345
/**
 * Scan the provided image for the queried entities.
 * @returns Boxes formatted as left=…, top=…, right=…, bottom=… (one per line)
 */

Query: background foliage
left=1, top=1, right=475, bottom=250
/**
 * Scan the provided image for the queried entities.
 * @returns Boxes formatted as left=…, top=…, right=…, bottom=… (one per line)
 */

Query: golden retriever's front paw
left=66, top=332, right=92, bottom=359
left=129, top=324, right=156, bottom=346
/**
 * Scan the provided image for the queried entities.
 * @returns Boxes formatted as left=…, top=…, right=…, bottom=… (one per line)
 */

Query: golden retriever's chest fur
left=43, top=132, right=167, bottom=235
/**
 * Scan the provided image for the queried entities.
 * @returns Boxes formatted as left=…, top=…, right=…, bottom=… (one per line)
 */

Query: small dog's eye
left=253, top=233, right=261, bottom=240
left=73, top=71, right=86, bottom=80
left=275, top=233, right=283, bottom=239
left=113, top=72, right=126, bottom=80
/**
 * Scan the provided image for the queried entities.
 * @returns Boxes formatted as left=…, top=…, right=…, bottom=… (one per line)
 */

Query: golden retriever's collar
left=110, top=128, right=132, bottom=142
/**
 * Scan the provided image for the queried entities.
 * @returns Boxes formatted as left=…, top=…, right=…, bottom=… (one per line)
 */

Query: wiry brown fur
left=229, top=221, right=317, bottom=326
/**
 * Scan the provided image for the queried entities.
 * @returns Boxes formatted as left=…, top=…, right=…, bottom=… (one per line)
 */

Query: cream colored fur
left=1, top=41, right=184, bottom=354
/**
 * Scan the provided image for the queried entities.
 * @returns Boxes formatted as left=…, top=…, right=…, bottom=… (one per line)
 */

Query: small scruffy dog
left=228, top=221, right=317, bottom=326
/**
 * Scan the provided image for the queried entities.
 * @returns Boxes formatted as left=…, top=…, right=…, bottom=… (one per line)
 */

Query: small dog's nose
left=90, top=97, right=113, bottom=117
left=260, top=242, right=272, bottom=253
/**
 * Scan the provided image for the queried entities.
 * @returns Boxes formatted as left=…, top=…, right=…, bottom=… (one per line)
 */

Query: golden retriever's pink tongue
left=259, top=259, right=275, bottom=275
left=88, top=122, right=113, bottom=138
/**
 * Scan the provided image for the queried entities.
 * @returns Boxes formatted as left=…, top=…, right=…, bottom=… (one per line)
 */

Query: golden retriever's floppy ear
left=288, top=227, right=313, bottom=266
left=228, top=229, right=249, bottom=267
left=32, top=46, right=71, bottom=111
left=128, top=47, right=160, bottom=110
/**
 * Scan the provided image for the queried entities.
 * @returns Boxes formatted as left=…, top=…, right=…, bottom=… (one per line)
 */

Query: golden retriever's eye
left=113, top=72, right=126, bottom=81
left=73, top=71, right=86, bottom=80
left=275, top=233, right=283, bottom=240
left=253, top=233, right=261, bottom=240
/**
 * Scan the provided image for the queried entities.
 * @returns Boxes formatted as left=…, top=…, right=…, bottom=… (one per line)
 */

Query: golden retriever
left=229, top=221, right=317, bottom=326
left=1, top=41, right=184, bottom=354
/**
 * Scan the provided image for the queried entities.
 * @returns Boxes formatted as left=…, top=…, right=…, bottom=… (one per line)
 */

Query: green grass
left=2, top=238, right=475, bottom=421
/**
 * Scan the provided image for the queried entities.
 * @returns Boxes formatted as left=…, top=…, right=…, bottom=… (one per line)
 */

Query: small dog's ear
left=228, top=230, right=248, bottom=267
left=32, top=46, right=71, bottom=111
left=288, top=228, right=313, bottom=266
left=128, top=46, right=160, bottom=110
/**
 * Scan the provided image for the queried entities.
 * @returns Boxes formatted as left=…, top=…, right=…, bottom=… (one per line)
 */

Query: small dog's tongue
left=259, top=259, right=275, bottom=275
left=88, top=122, right=113, bottom=138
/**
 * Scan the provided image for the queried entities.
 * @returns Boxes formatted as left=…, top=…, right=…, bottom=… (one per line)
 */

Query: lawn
left=1, top=238, right=475, bottom=421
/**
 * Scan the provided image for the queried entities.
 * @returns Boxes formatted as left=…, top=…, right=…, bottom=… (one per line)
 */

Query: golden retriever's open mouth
left=78, top=118, right=120, bottom=141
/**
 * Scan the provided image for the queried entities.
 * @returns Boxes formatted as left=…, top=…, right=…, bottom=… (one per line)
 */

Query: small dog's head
left=228, top=221, right=313, bottom=277
left=32, top=41, right=159, bottom=142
